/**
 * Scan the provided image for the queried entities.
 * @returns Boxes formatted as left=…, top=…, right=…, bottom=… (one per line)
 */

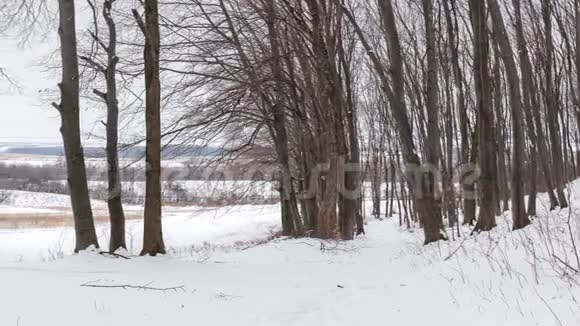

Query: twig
left=0, top=67, right=20, bottom=91
left=444, top=237, right=469, bottom=261
left=99, top=251, right=131, bottom=260
left=553, top=254, right=580, bottom=274
left=81, top=280, right=185, bottom=292
left=132, top=9, right=147, bottom=36
left=536, top=289, right=564, bottom=326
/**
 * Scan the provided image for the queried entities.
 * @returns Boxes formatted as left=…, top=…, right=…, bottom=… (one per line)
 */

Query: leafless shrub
left=0, top=190, right=9, bottom=204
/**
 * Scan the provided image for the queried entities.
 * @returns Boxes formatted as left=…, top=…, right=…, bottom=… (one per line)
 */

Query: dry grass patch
left=0, top=212, right=142, bottom=229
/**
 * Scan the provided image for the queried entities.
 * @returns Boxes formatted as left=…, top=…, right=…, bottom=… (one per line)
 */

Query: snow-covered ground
left=0, top=181, right=579, bottom=325
left=1, top=190, right=109, bottom=210
left=0, top=203, right=280, bottom=263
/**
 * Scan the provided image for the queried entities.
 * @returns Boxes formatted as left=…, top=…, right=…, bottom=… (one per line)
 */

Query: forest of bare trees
left=3, top=0, right=580, bottom=252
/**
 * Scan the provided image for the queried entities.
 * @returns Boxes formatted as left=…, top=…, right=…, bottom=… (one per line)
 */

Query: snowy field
left=0, top=181, right=579, bottom=325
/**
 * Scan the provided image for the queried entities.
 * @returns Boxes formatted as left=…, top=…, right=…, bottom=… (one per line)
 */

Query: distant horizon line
left=0, top=138, right=104, bottom=146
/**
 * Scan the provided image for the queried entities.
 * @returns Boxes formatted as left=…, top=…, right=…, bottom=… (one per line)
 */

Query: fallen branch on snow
left=319, top=241, right=359, bottom=253
left=99, top=252, right=131, bottom=260
left=81, top=280, right=185, bottom=292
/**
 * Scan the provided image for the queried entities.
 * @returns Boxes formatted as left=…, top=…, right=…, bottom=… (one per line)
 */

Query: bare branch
left=81, top=280, right=185, bottom=292
left=132, top=9, right=147, bottom=36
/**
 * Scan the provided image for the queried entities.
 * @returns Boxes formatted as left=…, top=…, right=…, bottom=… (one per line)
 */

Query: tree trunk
left=265, top=0, right=304, bottom=237
left=139, top=0, right=165, bottom=256
left=470, top=0, right=497, bottom=233
left=103, top=0, right=126, bottom=252
left=442, top=0, right=476, bottom=225
left=487, top=0, right=530, bottom=230
left=378, top=0, right=445, bottom=244
left=339, top=37, right=362, bottom=239
left=422, top=0, right=444, bottom=234
left=54, top=0, right=99, bottom=252
left=543, top=0, right=568, bottom=208
left=371, top=148, right=382, bottom=218
left=512, top=0, right=558, bottom=211
left=576, top=0, right=580, bottom=178
left=305, top=0, right=344, bottom=240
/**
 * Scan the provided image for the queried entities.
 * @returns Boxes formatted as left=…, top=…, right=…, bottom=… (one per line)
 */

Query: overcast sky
left=0, top=32, right=102, bottom=145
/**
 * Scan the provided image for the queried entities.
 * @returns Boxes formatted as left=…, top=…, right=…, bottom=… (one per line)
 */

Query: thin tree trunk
left=371, top=148, right=382, bottom=218
left=265, top=0, right=304, bottom=237
left=576, top=0, right=580, bottom=178
left=423, top=0, right=444, bottom=232
left=378, top=0, right=445, bottom=244
left=513, top=0, right=558, bottom=211
left=442, top=0, right=476, bottom=225
left=487, top=0, right=530, bottom=230
left=543, top=0, right=568, bottom=208
left=336, top=25, right=361, bottom=239
left=102, top=0, right=126, bottom=252
left=470, top=0, right=497, bottom=233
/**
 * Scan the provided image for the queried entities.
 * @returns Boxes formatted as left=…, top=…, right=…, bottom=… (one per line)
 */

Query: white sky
left=0, top=2, right=181, bottom=148
left=0, top=26, right=102, bottom=145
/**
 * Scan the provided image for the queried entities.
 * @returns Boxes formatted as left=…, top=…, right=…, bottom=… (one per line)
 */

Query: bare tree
left=52, top=0, right=100, bottom=252
left=81, top=0, right=127, bottom=252
left=575, top=0, right=580, bottom=177
left=134, top=0, right=165, bottom=256
left=470, top=0, right=497, bottom=232
left=265, top=0, right=304, bottom=237
left=102, top=0, right=127, bottom=252
left=487, top=0, right=530, bottom=230
left=543, top=0, right=569, bottom=209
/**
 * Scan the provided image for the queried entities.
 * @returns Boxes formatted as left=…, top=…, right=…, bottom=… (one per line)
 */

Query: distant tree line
left=0, top=161, right=276, bottom=182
